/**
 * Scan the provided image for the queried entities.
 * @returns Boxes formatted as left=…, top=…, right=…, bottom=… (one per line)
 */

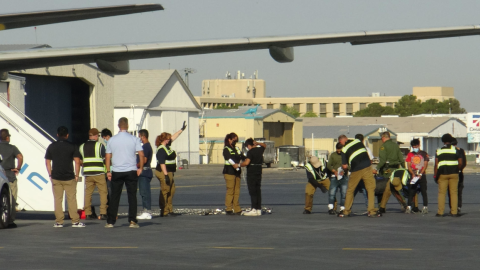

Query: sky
left=1, top=0, right=480, bottom=112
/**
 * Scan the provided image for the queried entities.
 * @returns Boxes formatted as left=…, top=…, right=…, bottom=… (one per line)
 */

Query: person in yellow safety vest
left=434, top=133, right=463, bottom=217
left=79, top=128, right=108, bottom=220
left=154, top=121, right=187, bottom=217
left=378, top=168, right=419, bottom=214
left=337, top=134, right=381, bottom=218
left=303, top=156, right=330, bottom=214
left=222, top=132, right=245, bottom=215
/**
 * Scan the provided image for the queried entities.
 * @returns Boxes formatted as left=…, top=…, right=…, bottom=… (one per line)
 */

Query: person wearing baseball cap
left=79, top=128, right=108, bottom=220
left=303, top=156, right=330, bottom=214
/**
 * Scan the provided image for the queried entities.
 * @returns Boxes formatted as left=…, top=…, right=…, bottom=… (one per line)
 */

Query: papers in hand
left=410, top=176, right=419, bottom=184
left=337, top=167, right=344, bottom=180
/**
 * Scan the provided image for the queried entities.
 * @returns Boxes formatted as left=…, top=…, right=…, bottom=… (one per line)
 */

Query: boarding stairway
left=0, top=97, right=84, bottom=211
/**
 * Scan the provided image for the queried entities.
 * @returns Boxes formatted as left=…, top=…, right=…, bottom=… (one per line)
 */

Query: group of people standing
left=44, top=117, right=187, bottom=228
left=304, top=132, right=466, bottom=218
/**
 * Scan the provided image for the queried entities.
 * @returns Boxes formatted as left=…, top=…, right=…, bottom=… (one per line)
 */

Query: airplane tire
left=0, top=186, right=10, bottom=229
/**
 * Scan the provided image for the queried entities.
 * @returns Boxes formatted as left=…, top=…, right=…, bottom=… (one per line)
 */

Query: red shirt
left=406, top=151, right=429, bottom=172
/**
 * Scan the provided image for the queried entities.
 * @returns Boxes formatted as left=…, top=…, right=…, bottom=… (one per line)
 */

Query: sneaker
left=234, top=211, right=242, bottom=215
left=400, top=205, right=406, bottom=212
left=85, top=215, right=95, bottom=220
left=405, top=206, right=412, bottom=214
left=136, top=212, right=152, bottom=220
left=412, top=207, right=420, bottom=213
left=225, top=210, right=234, bottom=215
left=129, top=221, right=140, bottom=228
left=105, top=223, right=114, bottom=228
left=378, top=207, right=386, bottom=214
left=337, top=210, right=350, bottom=217
left=368, top=211, right=382, bottom=217
left=457, top=207, right=461, bottom=214
left=328, top=209, right=336, bottom=215
left=53, top=222, right=63, bottom=228
left=303, top=210, right=312, bottom=214
left=243, top=208, right=259, bottom=216
left=72, top=222, right=86, bottom=228
left=421, top=207, right=428, bottom=214
left=99, top=214, right=108, bottom=220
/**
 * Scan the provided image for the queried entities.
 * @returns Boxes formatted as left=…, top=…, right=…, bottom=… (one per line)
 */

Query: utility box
left=278, top=152, right=292, bottom=168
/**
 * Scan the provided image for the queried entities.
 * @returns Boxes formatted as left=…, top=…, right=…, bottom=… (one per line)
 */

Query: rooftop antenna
left=183, top=68, right=197, bottom=88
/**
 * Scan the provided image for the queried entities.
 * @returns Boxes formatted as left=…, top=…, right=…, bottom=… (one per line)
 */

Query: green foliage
left=302, top=111, right=318, bottom=117
left=214, top=103, right=242, bottom=109
left=354, top=95, right=467, bottom=117
left=281, top=106, right=301, bottom=118
left=354, top=103, right=396, bottom=117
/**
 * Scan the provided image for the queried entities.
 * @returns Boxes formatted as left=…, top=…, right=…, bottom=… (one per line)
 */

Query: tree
left=302, top=111, right=318, bottom=117
left=214, top=103, right=242, bottom=109
left=281, top=106, right=301, bottom=118
left=394, top=95, right=423, bottom=116
left=440, top=98, right=466, bottom=114
left=354, top=103, right=396, bottom=117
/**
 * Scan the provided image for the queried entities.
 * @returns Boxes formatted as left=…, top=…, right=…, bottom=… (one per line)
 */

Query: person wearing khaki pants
left=222, top=132, right=245, bottom=215
left=437, top=174, right=459, bottom=215
left=224, top=174, right=241, bottom=213
left=154, top=122, right=186, bottom=217
left=155, top=171, right=176, bottom=216
left=52, top=179, right=80, bottom=224
left=45, top=126, right=84, bottom=227
left=84, top=174, right=108, bottom=217
left=343, top=166, right=377, bottom=216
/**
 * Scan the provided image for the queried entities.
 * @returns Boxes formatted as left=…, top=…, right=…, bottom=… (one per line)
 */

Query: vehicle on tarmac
left=0, top=160, right=13, bottom=229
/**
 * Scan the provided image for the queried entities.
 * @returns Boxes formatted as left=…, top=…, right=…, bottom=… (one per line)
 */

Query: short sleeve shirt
left=106, top=131, right=143, bottom=172
left=246, top=146, right=265, bottom=174
left=406, top=151, right=429, bottom=172
left=0, top=142, right=21, bottom=182
left=45, top=139, right=81, bottom=181
left=138, top=142, right=153, bottom=178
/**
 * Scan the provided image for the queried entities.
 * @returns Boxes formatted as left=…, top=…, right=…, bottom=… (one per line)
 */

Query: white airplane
left=1, top=3, right=480, bottom=80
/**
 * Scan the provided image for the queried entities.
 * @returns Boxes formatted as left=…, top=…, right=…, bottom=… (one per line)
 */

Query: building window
left=360, top=103, right=367, bottom=110
left=333, top=103, right=340, bottom=113
left=280, top=103, right=287, bottom=110
left=319, top=103, right=327, bottom=117
left=346, top=103, right=353, bottom=116
left=267, top=104, right=273, bottom=109
left=293, top=103, right=300, bottom=112
left=386, top=102, right=394, bottom=108
left=306, top=103, right=313, bottom=112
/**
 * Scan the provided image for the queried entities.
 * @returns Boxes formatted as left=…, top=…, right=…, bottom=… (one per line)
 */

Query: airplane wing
left=1, top=24, right=480, bottom=75
left=0, top=4, right=163, bottom=31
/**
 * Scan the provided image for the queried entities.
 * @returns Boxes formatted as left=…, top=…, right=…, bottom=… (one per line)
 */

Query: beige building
left=196, top=73, right=456, bottom=117
left=199, top=106, right=302, bottom=164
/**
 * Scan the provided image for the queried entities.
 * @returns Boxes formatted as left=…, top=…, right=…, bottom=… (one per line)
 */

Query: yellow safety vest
left=436, top=145, right=459, bottom=169
left=342, top=139, right=367, bottom=165
left=305, top=163, right=327, bottom=181
left=390, top=168, right=410, bottom=186
left=79, top=141, right=105, bottom=174
left=157, top=145, right=176, bottom=165
left=224, top=146, right=242, bottom=165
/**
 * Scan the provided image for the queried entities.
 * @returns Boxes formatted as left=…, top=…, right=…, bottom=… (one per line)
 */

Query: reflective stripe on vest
left=390, top=168, right=410, bottom=186
left=80, top=141, right=105, bottom=173
left=436, top=145, right=458, bottom=169
left=305, top=163, right=326, bottom=181
left=342, top=139, right=367, bottom=165
left=224, top=146, right=241, bottom=166
left=157, top=145, right=176, bottom=164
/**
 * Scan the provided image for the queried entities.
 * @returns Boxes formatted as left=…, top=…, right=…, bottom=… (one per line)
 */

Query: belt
left=143, top=167, right=151, bottom=170
left=250, top=164, right=262, bottom=166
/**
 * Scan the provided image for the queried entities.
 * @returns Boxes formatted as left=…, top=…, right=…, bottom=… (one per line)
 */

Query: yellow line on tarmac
left=211, top=247, right=275, bottom=250
left=343, top=248, right=412, bottom=251
left=71, top=247, right=138, bottom=249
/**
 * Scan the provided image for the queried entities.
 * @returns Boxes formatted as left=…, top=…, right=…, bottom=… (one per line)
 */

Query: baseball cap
left=89, top=128, right=99, bottom=136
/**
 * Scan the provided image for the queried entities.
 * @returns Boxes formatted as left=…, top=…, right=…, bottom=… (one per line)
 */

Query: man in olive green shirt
left=374, top=131, right=405, bottom=213
left=326, top=143, right=348, bottom=215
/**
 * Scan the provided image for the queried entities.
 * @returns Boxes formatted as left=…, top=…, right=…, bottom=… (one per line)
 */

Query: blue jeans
left=138, top=176, right=152, bottom=211
left=328, top=176, right=349, bottom=206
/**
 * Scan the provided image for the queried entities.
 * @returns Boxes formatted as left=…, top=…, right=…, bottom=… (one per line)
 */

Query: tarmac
left=2, top=164, right=480, bottom=269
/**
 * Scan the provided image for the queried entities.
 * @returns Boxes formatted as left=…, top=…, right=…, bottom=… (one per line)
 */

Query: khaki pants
left=438, top=174, right=459, bottom=215
left=84, top=174, right=108, bottom=215
left=155, top=171, right=175, bottom=215
left=52, top=179, right=79, bottom=224
left=224, top=174, right=241, bottom=213
left=10, top=179, right=18, bottom=202
left=380, top=178, right=418, bottom=209
left=343, top=166, right=377, bottom=215
left=304, top=179, right=331, bottom=211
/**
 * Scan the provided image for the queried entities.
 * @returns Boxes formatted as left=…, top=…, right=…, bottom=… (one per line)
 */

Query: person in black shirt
left=45, top=126, right=84, bottom=228
left=154, top=122, right=186, bottom=217
left=222, top=132, right=245, bottom=215
left=240, top=138, right=266, bottom=216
